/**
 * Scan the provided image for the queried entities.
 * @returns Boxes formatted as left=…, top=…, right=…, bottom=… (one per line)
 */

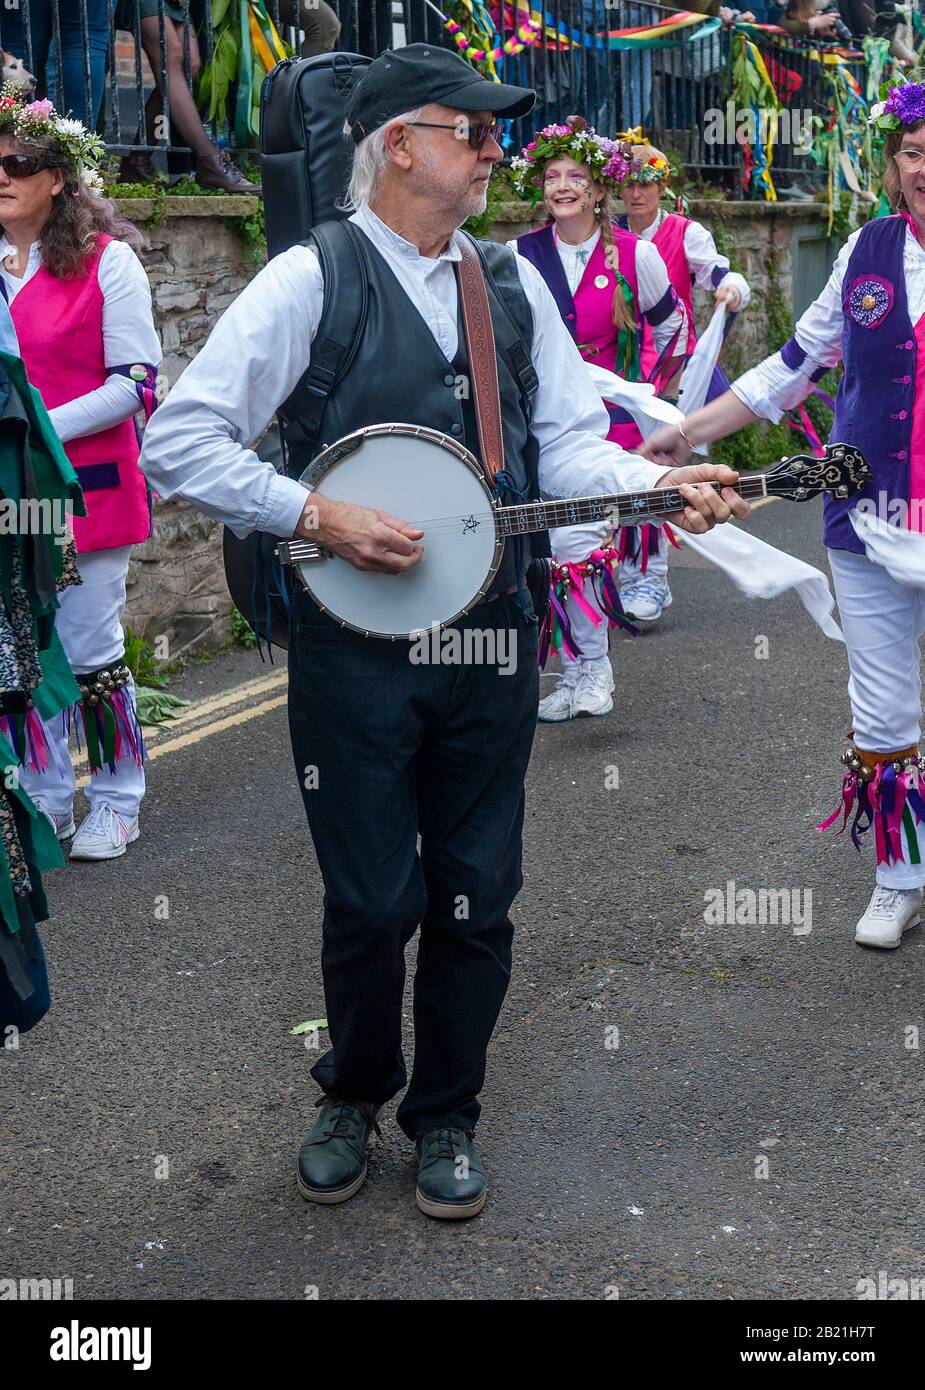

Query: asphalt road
left=4, top=497, right=924, bottom=1301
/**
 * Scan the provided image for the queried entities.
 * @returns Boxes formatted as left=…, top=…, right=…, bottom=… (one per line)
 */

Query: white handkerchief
left=585, top=363, right=685, bottom=439
left=674, top=520, right=844, bottom=641
left=677, top=301, right=727, bottom=446
left=849, top=507, right=925, bottom=588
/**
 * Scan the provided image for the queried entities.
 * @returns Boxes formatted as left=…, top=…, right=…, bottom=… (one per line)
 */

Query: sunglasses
left=0, top=154, right=51, bottom=179
left=407, top=119, right=502, bottom=151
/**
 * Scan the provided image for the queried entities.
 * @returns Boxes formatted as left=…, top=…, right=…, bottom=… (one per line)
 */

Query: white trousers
left=20, top=546, right=146, bottom=819
left=828, top=547, right=925, bottom=888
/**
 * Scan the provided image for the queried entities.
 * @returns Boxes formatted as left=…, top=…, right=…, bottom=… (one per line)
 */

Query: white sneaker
left=855, top=885, right=922, bottom=949
left=32, top=798, right=76, bottom=840
left=621, top=575, right=672, bottom=623
left=538, top=660, right=583, bottom=723
left=572, top=660, right=614, bottom=718
left=70, top=803, right=140, bottom=861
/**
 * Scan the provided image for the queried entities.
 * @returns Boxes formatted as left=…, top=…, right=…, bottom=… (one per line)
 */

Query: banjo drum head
left=300, top=426, right=501, bottom=639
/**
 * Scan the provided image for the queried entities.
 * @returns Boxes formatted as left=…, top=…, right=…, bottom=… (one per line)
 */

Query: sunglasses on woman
left=407, top=119, right=502, bottom=151
left=0, top=154, right=51, bottom=179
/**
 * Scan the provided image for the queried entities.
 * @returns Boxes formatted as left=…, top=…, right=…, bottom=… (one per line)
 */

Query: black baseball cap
left=346, top=43, right=536, bottom=144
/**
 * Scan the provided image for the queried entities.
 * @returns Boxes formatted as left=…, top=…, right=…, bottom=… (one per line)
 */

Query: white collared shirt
left=732, top=220, right=925, bottom=421
left=0, top=236, right=161, bottom=442
left=139, top=201, right=669, bottom=539
left=634, top=209, right=751, bottom=310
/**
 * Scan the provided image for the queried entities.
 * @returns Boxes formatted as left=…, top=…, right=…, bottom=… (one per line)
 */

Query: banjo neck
left=498, top=473, right=770, bottom=537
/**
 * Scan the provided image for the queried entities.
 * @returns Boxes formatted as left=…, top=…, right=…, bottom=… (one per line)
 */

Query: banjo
left=274, top=423, right=870, bottom=641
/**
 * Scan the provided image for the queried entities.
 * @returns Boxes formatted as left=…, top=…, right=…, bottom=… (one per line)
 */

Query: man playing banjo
left=140, top=45, right=749, bottom=1219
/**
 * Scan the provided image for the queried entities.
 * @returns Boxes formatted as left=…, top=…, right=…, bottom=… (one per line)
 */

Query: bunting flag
left=433, top=2, right=541, bottom=79
left=525, top=7, right=722, bottom=51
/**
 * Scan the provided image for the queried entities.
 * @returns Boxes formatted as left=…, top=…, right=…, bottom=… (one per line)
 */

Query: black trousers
left=287, top=588, right=539, bottom=1140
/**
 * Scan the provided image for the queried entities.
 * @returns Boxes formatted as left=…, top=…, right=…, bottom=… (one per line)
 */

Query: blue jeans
left=0, top=0, right=112, bottom=127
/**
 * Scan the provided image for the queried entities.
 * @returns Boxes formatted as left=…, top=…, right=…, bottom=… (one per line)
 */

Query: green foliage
left=107, top=178, right=169, bottom=227
left=764, top=248, right=792, bottom=353
left=135, top=686, right=190, bottom=727
left=123, top=625, right=171, bottom=688
left=197, top=21, right=240, bottom=125
left=464, top=163, right=523, bottom=238
left=228, top=603, right=257, bottom=649
left=233, top=195, right=267, bottom=267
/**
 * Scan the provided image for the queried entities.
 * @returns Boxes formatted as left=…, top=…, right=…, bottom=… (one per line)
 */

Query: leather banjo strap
left=455, top=235, right=504, bottom=486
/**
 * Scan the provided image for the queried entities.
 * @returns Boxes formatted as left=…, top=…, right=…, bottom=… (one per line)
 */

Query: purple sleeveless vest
left=812, top=215, right=915, bottom=553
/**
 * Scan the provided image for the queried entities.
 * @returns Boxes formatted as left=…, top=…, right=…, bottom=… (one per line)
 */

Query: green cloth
left=0, top=350, right=85, bottom=631
left=32, top=632, right=81, bottom=723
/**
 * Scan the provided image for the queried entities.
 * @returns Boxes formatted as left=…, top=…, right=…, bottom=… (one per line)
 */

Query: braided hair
left=594, top=195, right=637, bottom=336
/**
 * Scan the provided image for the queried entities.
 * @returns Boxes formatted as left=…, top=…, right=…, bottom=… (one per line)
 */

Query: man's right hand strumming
left=294, top=493, right=424, bottom=574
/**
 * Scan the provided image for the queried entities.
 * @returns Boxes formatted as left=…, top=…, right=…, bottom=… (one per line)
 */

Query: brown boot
left=195, top=150, right=261, bottom=194
left=119, top=149, right=160, bottom=184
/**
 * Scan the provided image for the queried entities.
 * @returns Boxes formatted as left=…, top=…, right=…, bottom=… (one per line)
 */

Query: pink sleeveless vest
left=10, top=233, right=151, bottom=554
left=640, top=212, right=694, bottom=383
left=572, top=228, right=642, bottom=448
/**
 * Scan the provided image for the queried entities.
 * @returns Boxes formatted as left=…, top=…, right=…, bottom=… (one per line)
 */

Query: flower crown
left=623, top=153, right=671, bottom=184
left=511, top=116, right=634, bottom=205
left=869, top=80, right=925, bottom=135
left=0, top=84, right=106, bottom=190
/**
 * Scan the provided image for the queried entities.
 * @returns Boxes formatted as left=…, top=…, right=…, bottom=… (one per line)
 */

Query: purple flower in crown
left=884, top=82, right=925, bottom=127
left=846, top=275, right=894, bottom=329
left=602, top=149, right=630, bottom=185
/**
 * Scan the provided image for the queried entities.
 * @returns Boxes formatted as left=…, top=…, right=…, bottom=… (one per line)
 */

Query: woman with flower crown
left=510, top=116, right=689, bottom=723
left=616, top=138, right=752, bottom=626
left=0, top=90, right=160, bottom=862
left=643, top=78, right=925, bottom=951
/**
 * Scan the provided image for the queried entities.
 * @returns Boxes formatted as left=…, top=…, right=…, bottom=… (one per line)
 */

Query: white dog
left=1, top=51, right=37, bottom=94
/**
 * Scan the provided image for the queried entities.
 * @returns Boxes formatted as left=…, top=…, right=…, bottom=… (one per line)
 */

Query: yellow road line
left=749, top=495, right=780, bottom=511
left=144, top=667, right=288, bottom=740
left=74, top=691, right=289, bottom=790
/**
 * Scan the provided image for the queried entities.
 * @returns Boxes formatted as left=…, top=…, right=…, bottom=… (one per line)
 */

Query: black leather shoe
left=196, top=151, right=261, bottom=194
left=297, top=1097, right=381, bottom=1204
left=415, top=1127, right=487, bottom=1220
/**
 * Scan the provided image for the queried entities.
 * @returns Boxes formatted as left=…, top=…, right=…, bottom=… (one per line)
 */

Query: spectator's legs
left=138, top=17, right=212, bottom=159
left=47, top=0, right=111, bottom=126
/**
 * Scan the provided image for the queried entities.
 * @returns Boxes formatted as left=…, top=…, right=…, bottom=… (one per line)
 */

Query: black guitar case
left=223, top=52, right=372, bottom=653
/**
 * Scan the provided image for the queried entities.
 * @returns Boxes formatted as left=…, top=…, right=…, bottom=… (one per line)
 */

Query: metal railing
left=0, top=0, right=878, bottom=193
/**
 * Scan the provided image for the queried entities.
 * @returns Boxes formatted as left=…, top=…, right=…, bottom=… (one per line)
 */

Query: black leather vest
left=297, top=226, right=545, bottom=595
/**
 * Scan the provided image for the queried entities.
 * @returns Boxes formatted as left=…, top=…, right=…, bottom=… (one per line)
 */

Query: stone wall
left=118, top=196, right=263, bottom=657
left=120, top=196, right=832, bottom=655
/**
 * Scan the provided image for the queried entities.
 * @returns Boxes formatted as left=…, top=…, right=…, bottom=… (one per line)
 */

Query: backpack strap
left=277, top=219, right=368, bottom=469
